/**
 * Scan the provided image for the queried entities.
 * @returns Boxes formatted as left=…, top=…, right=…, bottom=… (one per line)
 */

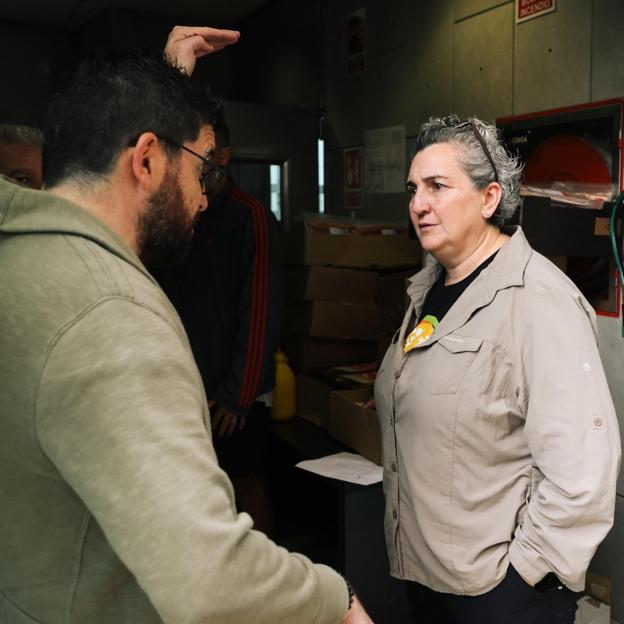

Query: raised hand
left=164, top=25, right=240, bottom=75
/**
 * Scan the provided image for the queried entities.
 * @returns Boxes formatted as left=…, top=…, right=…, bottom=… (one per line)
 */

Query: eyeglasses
left=443, top=118, right=499, bottom=184
left=158, top=136, right=225, bottom=195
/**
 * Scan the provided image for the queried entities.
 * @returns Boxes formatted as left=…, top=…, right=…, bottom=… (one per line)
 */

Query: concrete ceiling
left=0, top=0, right=271, bottom=29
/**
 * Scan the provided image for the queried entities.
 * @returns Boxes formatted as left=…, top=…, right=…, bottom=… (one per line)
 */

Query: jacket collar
left=402, top=226, right=532, bottom=349
left=0, top=176, right=155, bottom=283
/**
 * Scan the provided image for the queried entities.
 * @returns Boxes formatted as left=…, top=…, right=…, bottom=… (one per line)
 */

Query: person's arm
left=163, top=24, right=240, bottom=75
left=213, top=198, right=284, bottom=421
left=35, top=298, right=351, bottom=624
left=508, top=288, right=621, bottom=591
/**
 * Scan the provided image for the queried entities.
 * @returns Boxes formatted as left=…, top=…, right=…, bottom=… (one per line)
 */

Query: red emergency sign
left=516, top=0, right=556, bottom=24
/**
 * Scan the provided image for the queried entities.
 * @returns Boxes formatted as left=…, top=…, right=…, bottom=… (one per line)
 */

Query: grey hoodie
left=0, top=176, right=348, bottom=624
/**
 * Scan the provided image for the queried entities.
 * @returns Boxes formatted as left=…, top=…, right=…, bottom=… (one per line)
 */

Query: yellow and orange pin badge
left=403, top=315, right=439, bottom=353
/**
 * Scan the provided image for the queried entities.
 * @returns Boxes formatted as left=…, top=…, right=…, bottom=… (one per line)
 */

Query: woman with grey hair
left=374, top=115, right=620, bottom=623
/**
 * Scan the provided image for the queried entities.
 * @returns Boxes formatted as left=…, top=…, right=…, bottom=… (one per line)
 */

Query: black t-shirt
left=419, top=251, right=498, bottom=326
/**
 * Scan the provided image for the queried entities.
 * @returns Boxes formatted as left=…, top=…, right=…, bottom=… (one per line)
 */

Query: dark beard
left=137, top=170, right=196, bottom=268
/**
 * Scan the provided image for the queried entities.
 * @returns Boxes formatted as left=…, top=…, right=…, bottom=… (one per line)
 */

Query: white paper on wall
left=364, top=125, right=406, bottom=194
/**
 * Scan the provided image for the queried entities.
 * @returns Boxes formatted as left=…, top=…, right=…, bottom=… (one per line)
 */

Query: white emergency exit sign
left=516, top=0, right=556, bottom=24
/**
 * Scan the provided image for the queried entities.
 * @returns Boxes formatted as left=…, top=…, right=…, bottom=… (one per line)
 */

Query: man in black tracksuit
left=159, top=119, right=283, bottom=535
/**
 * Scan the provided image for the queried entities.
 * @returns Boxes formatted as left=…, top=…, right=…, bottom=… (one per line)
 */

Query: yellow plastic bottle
left=271, top=350, right=296, bottom=420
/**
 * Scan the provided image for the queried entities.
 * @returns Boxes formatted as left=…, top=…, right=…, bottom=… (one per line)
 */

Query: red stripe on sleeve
left=231, top=188, right=269, bottom=407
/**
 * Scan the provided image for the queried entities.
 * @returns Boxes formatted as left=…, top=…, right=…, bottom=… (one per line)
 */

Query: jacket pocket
left=0, top=592, right=42, bottom=624
left=419, top=335, right=483, bottom=395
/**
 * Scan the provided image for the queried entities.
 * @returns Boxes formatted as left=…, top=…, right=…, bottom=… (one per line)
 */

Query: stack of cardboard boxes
left=282, top=218, right=422, bottom=464
left=284, top=265, right=380, bottom=372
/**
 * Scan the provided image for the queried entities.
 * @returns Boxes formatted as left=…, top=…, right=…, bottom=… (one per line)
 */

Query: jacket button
left=391, top=462, right=397, bottom=472
left=392, top=510, right=398, bottom=519
left=593, top=416, right=603, bottom=427
left=394, top=370, right=401, bottom=379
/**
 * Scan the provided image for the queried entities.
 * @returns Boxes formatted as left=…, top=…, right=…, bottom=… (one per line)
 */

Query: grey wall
left=232, top=0, right=321, bottom=111
left=0, top=8, right=236, bottom=127
left=594, top=315, right=624, bottom=622
left=324, top=0, right=624, bottom=221
left=226, top=0, right=324, bottom=221
left=0, top=20, right=75, bottom=125
left=75, top=8, right=236, bottom=97
left=226, top=100, right=320, bottom=222
left=0, top=3, right=315, bottom=220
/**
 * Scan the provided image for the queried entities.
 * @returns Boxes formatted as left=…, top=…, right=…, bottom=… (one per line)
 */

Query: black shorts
left=212, top=401, right=270, bottom=478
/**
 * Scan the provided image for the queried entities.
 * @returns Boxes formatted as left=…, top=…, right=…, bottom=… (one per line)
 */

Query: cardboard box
left=321, top=362, right=377, bottom=388
left=286, top=300, right=380, bottom=341
left=296, top=375, right=332, bottom=430
left=284, top=333, right=378, bottom=374
left=286, top=266, right=378, bottom=305
left=584, top=572, right=611, bottom=605
left=284, top=221, right=422, bottom=269
left=329, top=387, right=381, bottom=465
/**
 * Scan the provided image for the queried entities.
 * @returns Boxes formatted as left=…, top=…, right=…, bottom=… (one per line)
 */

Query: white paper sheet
left=364, top=125, right=406, bottom=193
left=296, top=452, right=383, bottom=486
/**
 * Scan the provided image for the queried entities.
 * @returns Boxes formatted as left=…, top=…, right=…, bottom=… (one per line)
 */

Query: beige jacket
left=374, top=227, right=621, bottom=595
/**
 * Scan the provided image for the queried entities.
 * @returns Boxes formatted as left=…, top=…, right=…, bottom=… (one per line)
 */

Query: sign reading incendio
left=516, top=0, right=556, bottom=24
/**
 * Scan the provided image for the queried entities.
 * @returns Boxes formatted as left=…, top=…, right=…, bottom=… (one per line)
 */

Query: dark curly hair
left=43, top=51, right=223, bottom=188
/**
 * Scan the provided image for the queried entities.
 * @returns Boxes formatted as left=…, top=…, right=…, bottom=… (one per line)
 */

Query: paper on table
left=296, top=452, right=383, bottom=485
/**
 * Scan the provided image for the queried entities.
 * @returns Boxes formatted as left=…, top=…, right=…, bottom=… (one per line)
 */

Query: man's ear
left=481, top=182, right=502, bottom=220
left=130, top=132, right=166, bottom=192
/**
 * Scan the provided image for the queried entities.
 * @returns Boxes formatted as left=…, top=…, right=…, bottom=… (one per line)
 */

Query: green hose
left=610, top=192, right=624, bottom=336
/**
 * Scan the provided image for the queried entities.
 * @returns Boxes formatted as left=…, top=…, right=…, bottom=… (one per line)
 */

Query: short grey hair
left=0, top=124, right=44, bottom=147
left=411, top=114, right=523, bottom=225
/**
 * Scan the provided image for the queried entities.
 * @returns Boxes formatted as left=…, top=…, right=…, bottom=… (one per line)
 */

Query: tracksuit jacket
left=160, top=179, right=283, bottom=416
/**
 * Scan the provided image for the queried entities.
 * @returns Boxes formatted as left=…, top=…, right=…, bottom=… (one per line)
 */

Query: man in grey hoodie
left=0, top=26, right=371, bottom=624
